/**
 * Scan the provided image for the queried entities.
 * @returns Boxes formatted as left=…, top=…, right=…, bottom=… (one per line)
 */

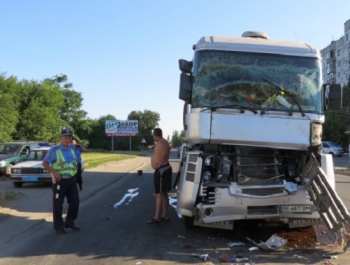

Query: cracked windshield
left=192, top=50, right=322, bottom=113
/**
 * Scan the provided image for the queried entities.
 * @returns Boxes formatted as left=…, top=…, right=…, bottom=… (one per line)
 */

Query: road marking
left=169, top=195, right=182, bottom=218
left=113, top=188, right=139, bottom=208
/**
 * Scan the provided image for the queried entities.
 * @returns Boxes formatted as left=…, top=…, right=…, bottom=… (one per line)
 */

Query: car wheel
left=183, top=215, right=194, bottom=229
left=5, top=164, right=13, bottom=176
left=13, top=182, right=23, bottom=188
left=329, top=152, right=334, bottom=156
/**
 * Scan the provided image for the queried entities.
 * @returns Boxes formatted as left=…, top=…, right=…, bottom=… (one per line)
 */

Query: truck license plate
left=279, top=205, right=311, bottom=213
left=22, top=176, right=38, bottom=182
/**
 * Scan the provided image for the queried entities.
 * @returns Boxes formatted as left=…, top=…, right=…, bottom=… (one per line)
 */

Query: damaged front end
left=177, top=145, right=325, bottom=230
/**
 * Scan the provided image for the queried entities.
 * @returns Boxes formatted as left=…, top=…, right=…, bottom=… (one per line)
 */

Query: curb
left=334, top=170, right=350, bottom=177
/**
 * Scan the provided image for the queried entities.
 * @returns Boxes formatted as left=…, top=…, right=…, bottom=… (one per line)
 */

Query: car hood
left=0, top=154, right=14, bottom=160
left=12, top=161, right=43, bottom=168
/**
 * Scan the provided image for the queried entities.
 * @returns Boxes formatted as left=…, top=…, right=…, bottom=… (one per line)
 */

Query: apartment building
left=321, top=19, right=350, bottom=86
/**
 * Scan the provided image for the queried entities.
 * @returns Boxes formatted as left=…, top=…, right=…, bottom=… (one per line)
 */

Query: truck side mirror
left=179, top=59, right=193, bottom=102
left=179, top=59, right=192, bottom=73
left=179, top=73, right=192, bottom=102
left=325, top=84, right=342, bottom=110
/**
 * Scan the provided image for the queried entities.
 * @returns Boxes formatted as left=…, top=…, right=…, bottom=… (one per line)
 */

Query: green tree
left=0, top=75, right=20, bottom=143
left=128, top=110, right=160, bottom=149
left=323, top=82, right=350, bottom=146
left=14, top=79, right=65, bottom=141
left=50, top=74, right=91, bottom=140
left=171, top=130, right=186, bottom=147
left=86, top=114, right=117, bottom=150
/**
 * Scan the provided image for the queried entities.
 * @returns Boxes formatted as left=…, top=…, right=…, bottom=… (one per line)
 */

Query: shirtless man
left=147, top=128, right=172, bottom=224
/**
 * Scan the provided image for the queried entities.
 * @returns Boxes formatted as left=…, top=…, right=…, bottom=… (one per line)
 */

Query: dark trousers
left=52, top=177, right=80, bottom=230
left=76, top=163, right=82, bottom=178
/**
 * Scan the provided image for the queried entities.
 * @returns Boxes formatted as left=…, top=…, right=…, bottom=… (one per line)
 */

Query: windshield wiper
left=201, top=104, right=258, bottom=114
left=262, top=78, right=305, bottom=117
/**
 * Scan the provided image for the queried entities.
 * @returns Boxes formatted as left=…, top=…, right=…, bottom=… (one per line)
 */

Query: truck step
left=303, top=153, right=350, bottom=252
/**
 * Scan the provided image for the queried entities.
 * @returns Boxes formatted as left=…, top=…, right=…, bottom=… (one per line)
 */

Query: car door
left=18, top=145, right=30, bottom=162
left=322, top=142, right=331, bottom=154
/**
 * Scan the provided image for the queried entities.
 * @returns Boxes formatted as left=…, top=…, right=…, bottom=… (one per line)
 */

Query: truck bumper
left=177, top=187, right=320, bottom=225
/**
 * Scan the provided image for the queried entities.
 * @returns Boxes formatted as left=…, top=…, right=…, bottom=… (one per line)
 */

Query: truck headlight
left=11, top=168, right=21, bottom=174
left=204, top=156, right=213, bottom=166
left=311, top=123, right=322, bottom=146
left=203, top=171, right=211, bottom=181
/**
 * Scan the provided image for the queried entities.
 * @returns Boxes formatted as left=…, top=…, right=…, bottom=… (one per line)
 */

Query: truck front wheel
left=183, top=215, right=194, bottom=229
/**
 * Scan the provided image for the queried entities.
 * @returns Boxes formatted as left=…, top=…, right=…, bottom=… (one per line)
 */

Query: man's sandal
left=146, top=218, right=161, bottom=224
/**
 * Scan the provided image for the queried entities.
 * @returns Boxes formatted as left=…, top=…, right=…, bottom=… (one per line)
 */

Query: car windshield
left=191, top=50, right=323, bottom=113
left=0, top=144, right=21, bottom=155
left=27, top=150, right=48, bottom=161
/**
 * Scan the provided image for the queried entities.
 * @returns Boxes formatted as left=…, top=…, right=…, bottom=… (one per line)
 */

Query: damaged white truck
left=176, top=31, right=350, bottom=250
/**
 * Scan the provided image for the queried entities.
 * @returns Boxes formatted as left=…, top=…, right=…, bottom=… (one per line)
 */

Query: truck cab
left=176, top=31, right=342, bottom=230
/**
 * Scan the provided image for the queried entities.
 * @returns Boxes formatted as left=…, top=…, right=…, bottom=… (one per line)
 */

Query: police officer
left=43, top=128, right=81, bottom=235
left=71, top=137, right=88, bottom=190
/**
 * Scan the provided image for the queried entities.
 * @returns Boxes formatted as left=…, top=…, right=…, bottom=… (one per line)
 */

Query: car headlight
left=0, top=161, right=4, bottom=167
left=11, top=168, right=21, bottom=174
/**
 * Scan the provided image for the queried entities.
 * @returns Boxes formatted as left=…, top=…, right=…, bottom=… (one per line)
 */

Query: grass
left=0, top=191, right=24, bottom=205
left=81, top=150, right=150, bottom=169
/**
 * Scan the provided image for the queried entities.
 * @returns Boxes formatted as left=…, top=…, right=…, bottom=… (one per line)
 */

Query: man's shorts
left=154, top=164, right=172, bottom=194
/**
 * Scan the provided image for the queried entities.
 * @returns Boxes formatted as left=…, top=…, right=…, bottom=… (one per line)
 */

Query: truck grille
left=236, top=146, right=283, bottom=186
left=20, top=168, right=43, bottom=174
left=247, top=205, right=278, bottom=215
left=242, top=188, right=284, bottom=196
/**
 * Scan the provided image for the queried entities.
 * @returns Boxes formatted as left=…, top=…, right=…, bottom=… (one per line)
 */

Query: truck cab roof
left=194, top=33, right=320, bottom=58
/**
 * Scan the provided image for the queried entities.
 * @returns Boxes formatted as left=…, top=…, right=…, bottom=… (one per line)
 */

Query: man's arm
left=42, top=160, right=62, bottom=181
left=77, top=144, right=88, bottom=152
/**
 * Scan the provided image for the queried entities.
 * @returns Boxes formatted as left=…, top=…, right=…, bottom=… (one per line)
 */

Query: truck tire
left=13, top=182, right=23, bottom=188
left=183, top=215, right=194, bottom=229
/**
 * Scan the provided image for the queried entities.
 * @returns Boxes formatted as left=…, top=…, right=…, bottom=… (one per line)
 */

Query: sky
left=1, top=0, right=350, bottom=140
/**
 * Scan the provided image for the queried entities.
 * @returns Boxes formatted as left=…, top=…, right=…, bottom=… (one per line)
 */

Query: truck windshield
left=192, top=50, right=323, bottom=113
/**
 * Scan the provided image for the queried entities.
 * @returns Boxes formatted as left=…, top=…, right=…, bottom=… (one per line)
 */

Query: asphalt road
left=0, top=152, right=350, bottom=264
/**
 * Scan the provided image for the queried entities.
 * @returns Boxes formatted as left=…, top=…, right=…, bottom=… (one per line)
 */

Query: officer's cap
left=61, top=128, right=73, bottom=136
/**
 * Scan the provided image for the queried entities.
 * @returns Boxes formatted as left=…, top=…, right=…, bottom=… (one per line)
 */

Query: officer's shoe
left=56, top=227, right=67, bottom=235
left=65, top=223, right=81, bottom=231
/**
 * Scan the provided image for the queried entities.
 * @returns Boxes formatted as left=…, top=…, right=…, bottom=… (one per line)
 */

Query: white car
left=321, top=141, right=344, bottom=157
left=10, top=146, right=84, bottom=188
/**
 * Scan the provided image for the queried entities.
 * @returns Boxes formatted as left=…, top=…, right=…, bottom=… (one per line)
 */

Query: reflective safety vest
left=52, top=148, right=77, bottom=176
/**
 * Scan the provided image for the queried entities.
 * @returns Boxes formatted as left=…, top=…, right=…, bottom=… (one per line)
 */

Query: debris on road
left=232, top=254, right=249, bottom=262
left=322, top=254, right=338, bottom=259
left=227, top=242, right=245, bottom=247
left=221, top=253, right=228, bottom=262
left=249, top=246, right=259, bottom=251
left=247, top=234, right=287, bottom=251
left=199, top=254, right=209, bottom=261
left=191, top=253, right=209, bottom=261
